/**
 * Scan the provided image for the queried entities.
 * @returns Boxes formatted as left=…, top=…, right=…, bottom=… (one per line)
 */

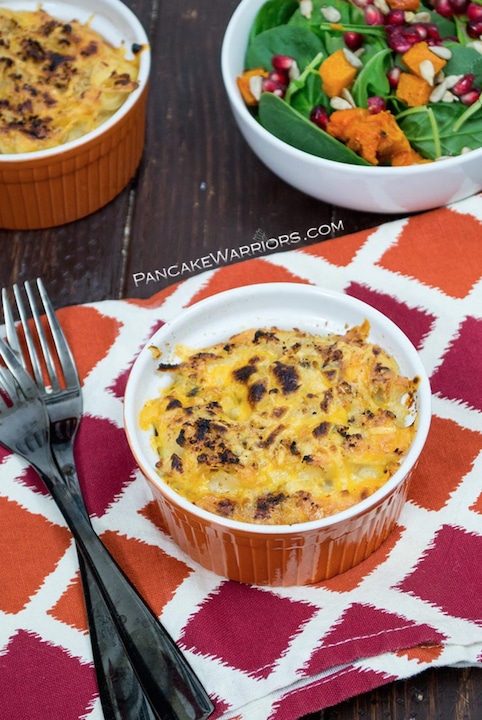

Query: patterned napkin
left=1, top=195, right=482, bottom=720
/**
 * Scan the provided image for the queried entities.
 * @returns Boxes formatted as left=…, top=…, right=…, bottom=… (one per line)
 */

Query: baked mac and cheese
left=140, top=321, right=419, bottom=525
left=0, top=7, right=142, bottom=153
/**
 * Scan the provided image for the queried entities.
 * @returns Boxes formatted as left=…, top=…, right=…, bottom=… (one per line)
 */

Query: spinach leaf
left=352, top=48, right=392, bottom=107
left=246, top=25, right=324, bottom=72
left=258, top=91, right=371, bottom=165
left=249, top=0, right=299, bottom=40
left=427, top=10, right=457, bottom=39
left=287, top=0, right=375, bottom=57
left=444, top=42, right=482, bottom=85
left=398, top=102, right=482, bottom=158
left=288, top=0, right=365, bottom=32
left=289, top=69, right=327, bottom=117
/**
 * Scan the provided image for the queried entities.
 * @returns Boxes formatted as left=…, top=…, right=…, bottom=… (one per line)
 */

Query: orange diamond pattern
left=408, top=416, right=482, bottom=512
left=378, top=208, right=482, bottom=298
left=0, top=496, right=71, bottom=615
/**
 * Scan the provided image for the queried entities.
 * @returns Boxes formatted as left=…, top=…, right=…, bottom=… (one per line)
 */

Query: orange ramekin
left=0, top=0, right=150, bottom=230
left=124, top=284, right=432, bottom=586
left=144, top=466, right=411, bottom=586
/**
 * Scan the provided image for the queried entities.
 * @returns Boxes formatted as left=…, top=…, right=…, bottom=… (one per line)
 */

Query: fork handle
left=57, top=456, right=161, bottom=719
left=39, top=468, right=214, bottom=720
left=78, top=552, right=161, bottom=720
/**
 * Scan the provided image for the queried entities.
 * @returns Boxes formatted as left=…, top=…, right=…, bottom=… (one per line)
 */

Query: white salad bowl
left=221, top=0, right=482, bottom=214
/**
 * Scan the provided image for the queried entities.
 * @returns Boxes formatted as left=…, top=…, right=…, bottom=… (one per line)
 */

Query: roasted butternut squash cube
left=401, top=41, right=447, bottom=79
left=237, top=68, right=269, bottom=106
left=326, top=108, right=416, bottom=166
left=396, top=72, right=432, bottom=107
left=386, top=0, right=420, bottom=11
left=319, top=48, right=358, bottom=98
left=392, top=148, right=431, bottom=165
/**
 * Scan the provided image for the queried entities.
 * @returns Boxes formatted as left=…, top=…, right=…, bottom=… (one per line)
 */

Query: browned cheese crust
left=0, top=8, right=142, bottom=153
left=140, top=322, right=419, bottom=525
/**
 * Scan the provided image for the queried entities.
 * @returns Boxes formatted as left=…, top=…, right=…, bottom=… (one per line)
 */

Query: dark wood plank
left=124, top=0, right=401, bottom=299
left=301, top=667, right=482, bottom=720
left=0, top=188, right=132, bottom=306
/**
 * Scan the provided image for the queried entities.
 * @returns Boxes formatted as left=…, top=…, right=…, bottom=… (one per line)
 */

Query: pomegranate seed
left=272, top=55, right=295, bottom=72
left=344, top=31, right=364, bottom=51
left=351, top=0, right=372, bottom=8
left=434, top=0, right=454, bottom=17
left=467, top=18, right=482, bottom=37
left=412, top=22, right=429, bottom=40
left=385, top=9, right=405, bottom=24
left=310, top=104, right=330, bottom=130
left=262, top=78, right=286, bottom=97
left=367, top=95, right=386, bottom=113
left=460, top=88, right=481, bottom=105
left=467, top=2, right=482, bottom=21
left=268, top=69, right=289, bottom=85
left=425, top=23, right=442, bottom=42
left=364, top=5, right=385, bottom=24
left=386, top=65, right=402, bottom=88
left=404, top=25, right=427, bottom=42
left=386, top=25, right=419, bottom=52
left=452, top=73, right=475, bottom=95
left=449, top=0, right=469, bottom=13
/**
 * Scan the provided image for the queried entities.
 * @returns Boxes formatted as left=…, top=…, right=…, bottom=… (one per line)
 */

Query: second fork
left=1, top=281, right=214, bottom=720
left=3, top=282, right=155, bottom=720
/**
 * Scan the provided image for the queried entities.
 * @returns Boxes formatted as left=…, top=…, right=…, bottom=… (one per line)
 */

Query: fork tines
left=2, top=279, right=79, bottom=395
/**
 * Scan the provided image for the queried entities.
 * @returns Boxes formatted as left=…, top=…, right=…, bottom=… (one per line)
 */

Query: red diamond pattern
left=180, top=582, right=317, bottom=679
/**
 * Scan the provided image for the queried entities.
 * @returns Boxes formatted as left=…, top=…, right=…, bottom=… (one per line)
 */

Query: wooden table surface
left=0, top=1, right=480, bottom=717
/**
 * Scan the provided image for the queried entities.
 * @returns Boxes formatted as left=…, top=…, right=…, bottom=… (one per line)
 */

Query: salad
left=237, top=0, right=482, bottom=165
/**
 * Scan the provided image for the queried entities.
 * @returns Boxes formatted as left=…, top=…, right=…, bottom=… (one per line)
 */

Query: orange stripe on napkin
left=49, top=573, right=89, bottom=633
left=396, top=643, right=444, bottom=664
left=100, top=530, right=192, bottom=616
left=58, top=306, right=122, bottom=383
left=408, top=416, right=482, bottom=512
left=188, top=259, right=312, bottom=305
left=0, top=497, right=71, bottom=615
left=379, top=207, right=482, bottom=298
left=125, top=283, right=179, bottom=309
left=302, top=227, right=374, bottom=266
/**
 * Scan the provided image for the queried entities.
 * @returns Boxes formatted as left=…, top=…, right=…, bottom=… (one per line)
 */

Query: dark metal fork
left=0, top=283, right=214, bottom=720
left=2, top=280, right=157, bottom=720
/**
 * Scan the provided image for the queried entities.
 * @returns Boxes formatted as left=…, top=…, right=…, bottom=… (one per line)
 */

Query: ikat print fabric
left=1, top=194, right=482, bottom=720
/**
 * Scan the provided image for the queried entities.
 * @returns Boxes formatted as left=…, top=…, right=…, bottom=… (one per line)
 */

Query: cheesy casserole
left=0, top=8, right=141, bottom=153
left=140, top=321, right=419, bottom=525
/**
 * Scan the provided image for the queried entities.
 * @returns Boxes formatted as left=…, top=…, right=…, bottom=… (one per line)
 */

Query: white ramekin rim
left=0, top=0, right=150, bottom=163
left=124, top=282, right=432, bottom=536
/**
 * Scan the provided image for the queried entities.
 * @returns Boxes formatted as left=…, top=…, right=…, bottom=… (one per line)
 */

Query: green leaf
left=397, top=102, right=482, bottom=158
left=289, top=70, right=327, bottom=117
left=352, top=48, right=392, bottom=107
left=258, top=91, right=371, bottom=165
left=288, top=0, right=365, bottom=32
left=246, top=25, right=324, bottom=72
left=249, top=0, right=299, bottom=40
left=444, top=42, right=482, bottom=85
left=426, top=10, right=457, bottom=39
left=284, top=50, right=325, bottom=109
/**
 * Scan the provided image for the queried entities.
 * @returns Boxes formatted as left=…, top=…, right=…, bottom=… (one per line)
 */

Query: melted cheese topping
left=140, top=321, right=419, bottom=525
left=0, top=8, right=142, bottom=153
